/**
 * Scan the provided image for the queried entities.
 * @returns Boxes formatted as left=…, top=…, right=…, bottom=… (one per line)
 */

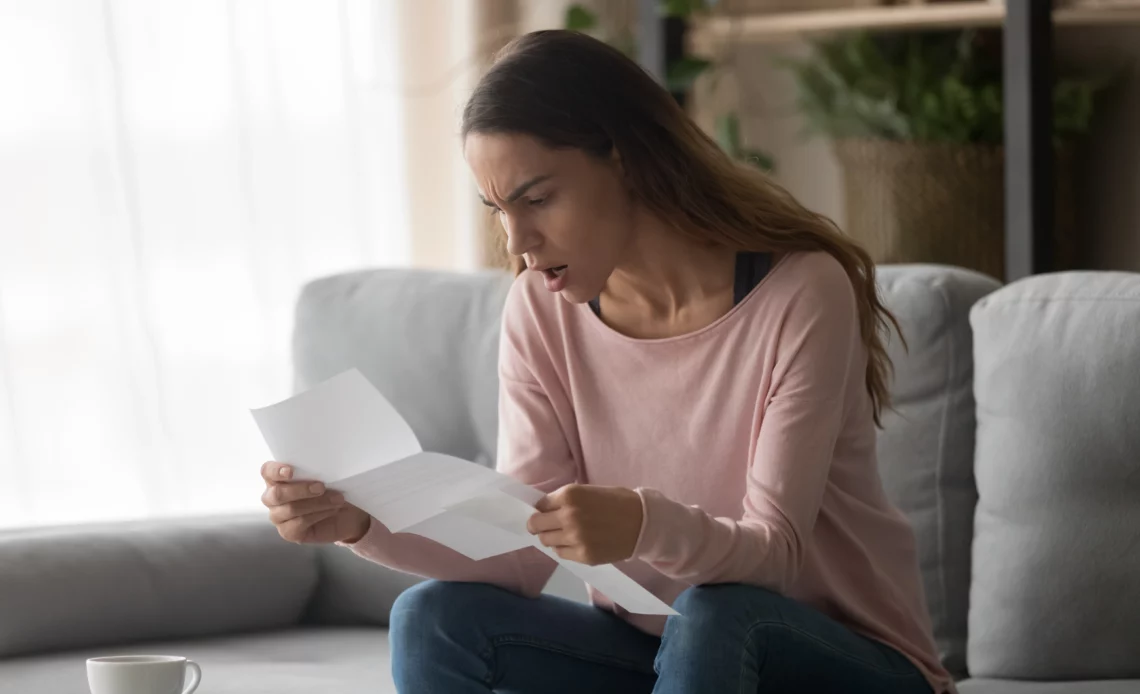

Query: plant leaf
left=715, top=113, right=741, bottom=155
left=612, top=33, right=638, bottom=59
left=666, top=56, right=713, bottom=92
left=777, top=30, right=1107, bottom=144
left=564, top=4, right=597, bottom=32
left=659, top=0, right=708, bottom=18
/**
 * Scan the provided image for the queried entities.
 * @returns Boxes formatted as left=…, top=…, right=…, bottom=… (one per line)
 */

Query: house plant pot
left=833, top=139, right=1076, bottom=280
left=784, top=30, right=1102, bottom=279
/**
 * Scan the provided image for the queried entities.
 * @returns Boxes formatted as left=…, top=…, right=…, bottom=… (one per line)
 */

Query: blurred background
left=0, top=0, right=1137, bottom=531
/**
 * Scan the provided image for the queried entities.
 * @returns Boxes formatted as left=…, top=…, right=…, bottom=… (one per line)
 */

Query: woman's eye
left=528, top=197, right=546, bottom=207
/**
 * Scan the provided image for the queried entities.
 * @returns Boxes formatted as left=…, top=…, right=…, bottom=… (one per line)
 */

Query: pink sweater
left=344, top=251, right=951, bottom=693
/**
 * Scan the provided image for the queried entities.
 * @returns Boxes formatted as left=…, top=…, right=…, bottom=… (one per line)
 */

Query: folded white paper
left=449, top=491, right=678, bottom=616
left=251, top=368, right=678, bottom=616
left=400, top=511, right=534, bottom=561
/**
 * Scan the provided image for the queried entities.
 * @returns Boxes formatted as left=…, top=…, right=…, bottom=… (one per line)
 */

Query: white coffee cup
left=87, top=655, right=201, bottom=694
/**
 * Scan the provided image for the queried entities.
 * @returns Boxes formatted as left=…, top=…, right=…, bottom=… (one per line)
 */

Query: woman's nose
left=503, top=214, right=540, bottom=258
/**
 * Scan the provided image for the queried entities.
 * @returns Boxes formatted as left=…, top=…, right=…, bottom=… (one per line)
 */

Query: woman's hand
left=526, top=484, right=643, bottom=565
left=261, top=462, right=372, bottom=545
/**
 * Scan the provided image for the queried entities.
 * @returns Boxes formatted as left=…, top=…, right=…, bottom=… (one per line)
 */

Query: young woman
left=261, top=30, right=951, bottom=694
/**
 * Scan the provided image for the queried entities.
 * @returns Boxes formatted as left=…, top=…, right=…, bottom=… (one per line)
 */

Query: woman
left=261, top=30, right=951, bottom=694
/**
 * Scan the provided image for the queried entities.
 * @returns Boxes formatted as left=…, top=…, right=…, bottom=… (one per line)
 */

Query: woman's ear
left=609, top=146, right=633, bottom=194
left=609, top=146, right=623, bottom=172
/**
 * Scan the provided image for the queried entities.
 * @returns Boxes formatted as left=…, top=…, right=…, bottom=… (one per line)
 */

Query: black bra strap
left=588, top=295, right=601, bottom=317
left=588, top=252, right=772, bottom=318
left=734, top=251, right=772, bottom=305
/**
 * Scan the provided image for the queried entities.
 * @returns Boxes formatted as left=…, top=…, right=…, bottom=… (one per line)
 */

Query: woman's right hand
left=261, top=462, right=372, bottom=545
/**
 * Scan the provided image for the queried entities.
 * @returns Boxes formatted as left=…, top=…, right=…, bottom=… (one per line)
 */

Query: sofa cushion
left=0, top=627, right=394, bottom=694
left=875, top=264, right=1000, bottom=678
left=0, top=515, right=317, bottom=658
left=302, top=544, right=424, bottom=626
left=293, top=269, right=510, bottom=468
left=968, top=271, right=1140, bottom=679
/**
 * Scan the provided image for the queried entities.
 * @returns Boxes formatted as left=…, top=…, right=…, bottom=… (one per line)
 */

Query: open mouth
left=541, top=265, right=568, bottom=279
left=538, top=264, right=569, bottom=292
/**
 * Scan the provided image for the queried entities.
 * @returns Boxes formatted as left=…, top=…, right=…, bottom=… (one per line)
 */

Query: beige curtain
left=0, top=0, right=541, bottom=530
left=392, top=0, right=522, bottom=269
left=1, top=0, right=509, bottom=529
left=400, top=0, right=640, bottom=269
left=395, top=1, right=643, bottom=269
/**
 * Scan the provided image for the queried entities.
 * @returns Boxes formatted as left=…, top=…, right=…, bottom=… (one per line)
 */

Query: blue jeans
left=389, top=580, right=933, bottom=694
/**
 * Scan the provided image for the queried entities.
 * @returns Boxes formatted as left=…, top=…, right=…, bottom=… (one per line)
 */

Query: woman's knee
left=675, top=583, right=784, bottom=615
left=390, top=581, right=510, bottom=688
left=664, top=584, right=788, bottom=645
left=389, top=580, right=491, bottom=646
left=655, top=585, right=787, bottom=683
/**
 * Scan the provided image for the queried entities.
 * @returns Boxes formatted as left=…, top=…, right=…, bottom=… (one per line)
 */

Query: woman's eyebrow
left=480, top=174, right=553, bottom=206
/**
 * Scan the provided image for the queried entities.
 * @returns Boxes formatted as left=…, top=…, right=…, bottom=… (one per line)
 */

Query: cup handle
left=182, top=660, right=202, bottom=694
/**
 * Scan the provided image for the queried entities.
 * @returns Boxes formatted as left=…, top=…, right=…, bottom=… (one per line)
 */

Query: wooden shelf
left=690, top=2, right=1140, bottom=47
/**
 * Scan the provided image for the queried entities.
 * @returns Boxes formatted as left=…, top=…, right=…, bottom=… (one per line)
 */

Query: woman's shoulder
left=775, top=249, right=849, bottom=282
left=500, top=268, right=572, bottom=349
left=499, top=269, right=573, bottom=381
left=762, top=251, right=855, bottom=307
left=502, top=268, right=561, bottom=329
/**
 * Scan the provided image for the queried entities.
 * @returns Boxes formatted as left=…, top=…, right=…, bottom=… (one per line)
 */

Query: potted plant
left=783, top=30, right=1107, bottom=279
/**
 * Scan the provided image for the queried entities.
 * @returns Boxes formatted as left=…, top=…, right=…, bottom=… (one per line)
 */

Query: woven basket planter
left=833, top=138, right=1075, bottom=280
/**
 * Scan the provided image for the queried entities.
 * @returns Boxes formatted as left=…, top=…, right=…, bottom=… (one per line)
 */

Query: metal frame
left=636, top=0, right=686, bottom=102
left=637, top=0, right=666, bottom=84
left=1003, top=0, right=1055, bottom=280
left=637, top=1, right=1058, bottom=280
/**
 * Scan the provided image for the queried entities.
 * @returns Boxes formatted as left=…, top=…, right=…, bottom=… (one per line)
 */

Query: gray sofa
left=2, top=264, right=1138, bottom=693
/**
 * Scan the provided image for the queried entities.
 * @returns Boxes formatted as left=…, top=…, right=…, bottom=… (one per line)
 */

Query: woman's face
left=464, top=132, right=635, bottom=303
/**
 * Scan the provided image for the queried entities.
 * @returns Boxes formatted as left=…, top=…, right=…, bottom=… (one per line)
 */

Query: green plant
left=563, top=2, right=774, bottom=172
left=716, top=113, right=776, bottom=171
left=564, top=3, right=637, bottom=57
left=782, top=30, right=1108, bottom=145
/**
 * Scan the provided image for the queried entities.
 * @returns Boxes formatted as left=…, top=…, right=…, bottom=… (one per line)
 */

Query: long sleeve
left=630, top=264, right=861, bottom=593
left=340, top=279, right=578, bottom=598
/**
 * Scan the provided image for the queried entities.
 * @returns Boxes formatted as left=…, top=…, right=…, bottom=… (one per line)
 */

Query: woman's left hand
left=526, top=483, right=644, bottom=565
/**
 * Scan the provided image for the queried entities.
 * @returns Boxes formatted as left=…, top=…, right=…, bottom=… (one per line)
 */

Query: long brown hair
left=462, top=30, right=902, bottom=425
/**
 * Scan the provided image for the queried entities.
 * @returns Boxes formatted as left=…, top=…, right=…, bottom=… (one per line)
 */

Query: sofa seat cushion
left=0, top=628, right=394, bottom=694
left=959, top=680, right=1140, bottom=694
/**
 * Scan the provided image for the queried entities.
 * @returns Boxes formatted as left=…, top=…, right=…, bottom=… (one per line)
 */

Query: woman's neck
left=602, top=209, right=736, bottom=320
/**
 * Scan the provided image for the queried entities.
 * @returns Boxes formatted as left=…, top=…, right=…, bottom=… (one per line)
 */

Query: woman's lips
left=540, top=265, right=568, bottom=292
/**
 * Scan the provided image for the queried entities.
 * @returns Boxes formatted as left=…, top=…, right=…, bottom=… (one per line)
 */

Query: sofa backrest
left=301, top=542, right=425, bottom=627
left=0, top=264, right=1009, bottom=658
left=0, top=515, right=317, bottom=658
left=293, top=268, right=511, bottom=468
left=874, top=265, right=999, bottom=678
left=967, top=271, right=1140, bottom=680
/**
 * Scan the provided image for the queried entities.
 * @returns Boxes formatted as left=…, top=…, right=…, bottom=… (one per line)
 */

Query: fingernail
left=309, top=483, right=324, bottom=495
left=331, top=493, right=345, bottom=505
left=279, top=466, right=292, bottom=479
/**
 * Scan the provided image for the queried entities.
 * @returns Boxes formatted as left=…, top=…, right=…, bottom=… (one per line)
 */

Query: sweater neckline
left=579, top=252, right=790, bottom=345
